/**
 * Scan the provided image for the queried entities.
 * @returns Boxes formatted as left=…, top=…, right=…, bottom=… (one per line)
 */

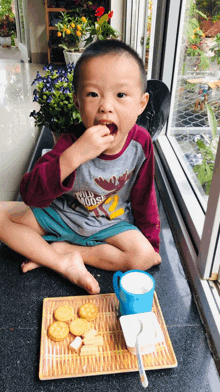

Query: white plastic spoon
left=135, top=320, right=148, bottom=388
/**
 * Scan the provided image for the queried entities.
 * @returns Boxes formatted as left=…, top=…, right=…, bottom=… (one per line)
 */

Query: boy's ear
left=73, top=93, right=79, bottom=109
left=138, top=92, right=149, bottom=116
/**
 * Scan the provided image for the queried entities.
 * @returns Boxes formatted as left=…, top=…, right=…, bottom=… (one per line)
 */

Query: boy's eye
left=87, top=92, right=98, bottom=97
left=117, top=92, right=126, bottom=98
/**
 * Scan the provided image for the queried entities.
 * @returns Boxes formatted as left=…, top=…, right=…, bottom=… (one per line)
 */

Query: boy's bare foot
left=21, top=251, right=100, bottom=295
left=21, top=241, right=71, bottom=273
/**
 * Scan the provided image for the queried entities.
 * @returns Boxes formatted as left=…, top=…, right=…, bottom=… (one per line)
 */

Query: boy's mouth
left=99, top=121, right=118, bottom=135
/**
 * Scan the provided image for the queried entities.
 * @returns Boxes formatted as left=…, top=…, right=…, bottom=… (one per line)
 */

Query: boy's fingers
left=96, top=124, right=111, bottom=135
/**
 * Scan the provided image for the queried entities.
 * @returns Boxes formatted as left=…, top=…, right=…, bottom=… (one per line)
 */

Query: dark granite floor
left=1, top=127, right=220, bottom=392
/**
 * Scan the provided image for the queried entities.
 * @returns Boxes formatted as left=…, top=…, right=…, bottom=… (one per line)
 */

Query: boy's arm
left=20, top=125, right=114, bottom=208
left=130, top=140, right=160, bottom=253
left=20, top=133, right=77, bottom=208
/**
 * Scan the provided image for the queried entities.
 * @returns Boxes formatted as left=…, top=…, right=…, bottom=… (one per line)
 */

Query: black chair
left=136, top=79, right=171, bottom=141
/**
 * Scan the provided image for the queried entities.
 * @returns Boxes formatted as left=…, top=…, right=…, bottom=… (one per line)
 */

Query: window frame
left=149, top=0, right=220, bottom=360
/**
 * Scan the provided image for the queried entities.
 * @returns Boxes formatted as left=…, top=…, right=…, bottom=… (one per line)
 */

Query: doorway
left=0, top=0, right=31, bottom=62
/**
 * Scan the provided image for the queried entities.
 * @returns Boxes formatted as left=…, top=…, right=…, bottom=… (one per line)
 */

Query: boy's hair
left=73, top=39, right=147, bottom=94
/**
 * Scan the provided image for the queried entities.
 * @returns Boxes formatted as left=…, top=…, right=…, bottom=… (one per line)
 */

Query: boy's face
left=74, top=53, right=149, bottom=155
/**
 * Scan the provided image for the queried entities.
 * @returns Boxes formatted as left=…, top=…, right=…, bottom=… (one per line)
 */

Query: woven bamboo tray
left=39, top=293, right=177, bottom=380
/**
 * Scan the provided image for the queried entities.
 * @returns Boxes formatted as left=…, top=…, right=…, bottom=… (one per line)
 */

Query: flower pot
left=63, top=50, right=81, bottom=66
left=51, top=132, right=63, bottom=144
left=0, top=37, right=11, bottom=47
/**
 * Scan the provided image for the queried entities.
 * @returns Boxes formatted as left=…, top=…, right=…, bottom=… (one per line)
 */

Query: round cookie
left=69, top=318, right=90, bottom=336
left=54, top=305, right=74, bottom=322
left=48, top=321, right=69, bottom=342
left=78, top=303, right=98, bottom=321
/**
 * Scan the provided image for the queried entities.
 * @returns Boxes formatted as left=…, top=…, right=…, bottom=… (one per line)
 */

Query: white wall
left=110, top=0, right=125, bottom=39
left=27, top=0, right=47, bottom=63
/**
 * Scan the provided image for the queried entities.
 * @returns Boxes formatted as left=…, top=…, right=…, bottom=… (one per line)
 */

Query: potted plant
left=56, top=13, right=89, bottom=65
left=55, top=6, right=119, bottom=65
left=84, top=6, right=119, bottom=46
left=30, top=63, right=81, bottom=143
left=185, top=2, right=210, bottom=71
left=0, top=14, right=16, bottom=47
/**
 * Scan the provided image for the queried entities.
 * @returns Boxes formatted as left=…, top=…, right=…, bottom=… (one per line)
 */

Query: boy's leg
left=26, top=229, right=161, bottom=272
left=0, top=202, right=100, bottom=294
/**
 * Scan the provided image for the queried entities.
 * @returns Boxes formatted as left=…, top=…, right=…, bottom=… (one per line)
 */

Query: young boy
left=0, top=40, right=161, bottom=295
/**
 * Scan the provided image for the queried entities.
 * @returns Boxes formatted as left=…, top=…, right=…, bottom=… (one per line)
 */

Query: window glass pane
left=17, top=0, right=26, bottom=44
left=145, top=0, right=155, bottom=75
left=167, top=0, right=220, bottom=212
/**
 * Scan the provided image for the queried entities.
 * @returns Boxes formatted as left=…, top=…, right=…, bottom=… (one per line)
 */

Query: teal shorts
left=31, top=206, right=139, bottom=246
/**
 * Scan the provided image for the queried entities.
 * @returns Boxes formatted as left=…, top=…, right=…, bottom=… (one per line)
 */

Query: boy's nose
left=99, top=98, right=113, bottom=113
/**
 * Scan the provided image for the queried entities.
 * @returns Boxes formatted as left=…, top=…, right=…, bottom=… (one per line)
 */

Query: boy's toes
left=75, top=273, right=100, bottom=295
left=21, top=260, right=41, bottom=273
left=84, top=277, right=100, bottom=295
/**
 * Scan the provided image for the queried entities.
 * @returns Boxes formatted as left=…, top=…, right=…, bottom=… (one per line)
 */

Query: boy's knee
left=124, top=247, right=161, bottom=271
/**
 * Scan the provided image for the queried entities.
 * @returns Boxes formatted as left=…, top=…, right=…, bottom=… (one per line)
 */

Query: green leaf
left=97, top=14, right=109, bottom=25
left=198, top=165, right=206, bottom=184
left=205, top=180, right=211, bottom=194
left=207, top=104, right=217, bottom=138
left=197, top=139, right=207, bottom=151
left=194, top=10, right=207, bottom=20
left=203, top=164, right=213, bottom=182
left=193, top=165, right=200, bottom=173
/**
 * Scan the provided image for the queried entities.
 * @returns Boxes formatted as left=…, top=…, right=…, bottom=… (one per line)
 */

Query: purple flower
left=47, top=95, right=52, bottom=103
left=30, top=110, right=36, bottom=117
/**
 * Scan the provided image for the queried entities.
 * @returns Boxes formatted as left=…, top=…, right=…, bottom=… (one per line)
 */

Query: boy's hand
left=59, top=125, right=114, bottom=183
left=75, top=125, right=114, bottom=163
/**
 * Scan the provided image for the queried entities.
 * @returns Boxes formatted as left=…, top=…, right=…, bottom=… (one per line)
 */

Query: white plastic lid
left=119, top=312, right=158, bottom=348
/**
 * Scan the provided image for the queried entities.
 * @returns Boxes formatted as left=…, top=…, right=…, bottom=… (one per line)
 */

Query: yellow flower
left=71, top=22, right=75, bottom=28
left=66, top=29, right=71, bottom=35
left=57, top=31, right=62, bottom=37
left=76, top=30, right=81, bottom=37
left=77, top=25, right=82, bottom=30
left=63, top=27, right=66, bottom=32
left=191, top=35, right=196, bottom=39
left=81, top=17, right=87, bottom=23
left=202, top=33, right=205, bottom=38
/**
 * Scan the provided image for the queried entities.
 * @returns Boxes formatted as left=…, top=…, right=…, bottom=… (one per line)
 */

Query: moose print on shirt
left=73, top=170, right=132, bottom=219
